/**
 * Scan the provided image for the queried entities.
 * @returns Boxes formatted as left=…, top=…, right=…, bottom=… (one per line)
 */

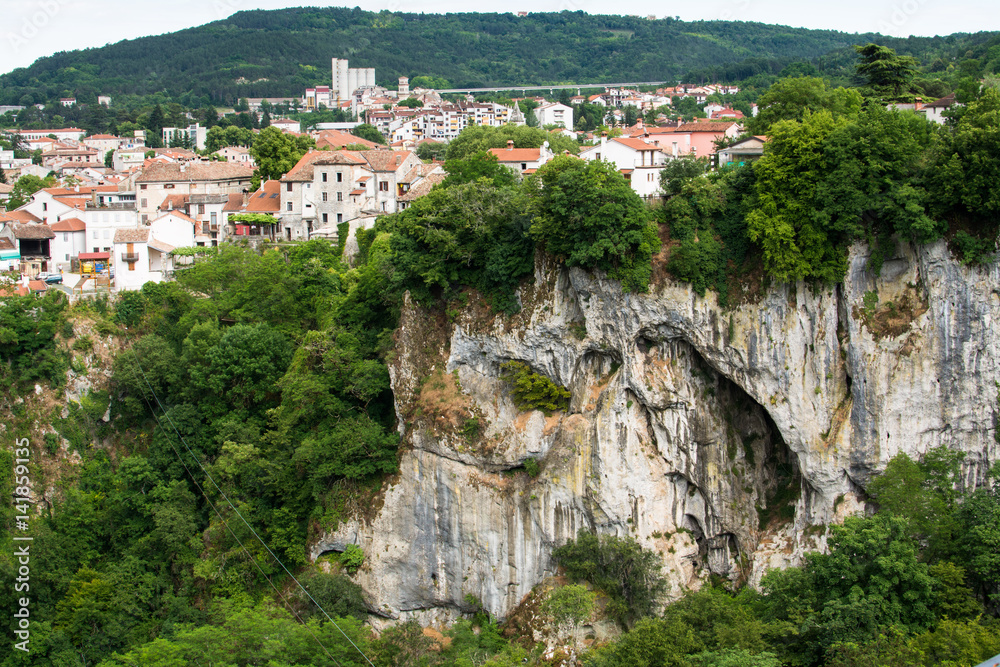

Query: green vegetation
left=530, top=156, right=661, bottom=293
left=584, top=450, right=1000, bottom=667
left=0, top=290, right=69, bottom=387
left=554, top=530, right=666, bottom=628
left=8, top=8, right=990, bottom=107
left=500, top=361, right=571, bottom=414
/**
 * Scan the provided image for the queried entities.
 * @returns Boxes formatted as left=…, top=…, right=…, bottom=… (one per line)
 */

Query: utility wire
left=125, top=335, right=375, bottom=667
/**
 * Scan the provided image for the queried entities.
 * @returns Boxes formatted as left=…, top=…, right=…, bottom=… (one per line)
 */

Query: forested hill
left=1, top=7, right=996, bottom=106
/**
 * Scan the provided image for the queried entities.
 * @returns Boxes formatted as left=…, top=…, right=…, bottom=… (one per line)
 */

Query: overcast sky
left=2, top=0, right=996, bottom=76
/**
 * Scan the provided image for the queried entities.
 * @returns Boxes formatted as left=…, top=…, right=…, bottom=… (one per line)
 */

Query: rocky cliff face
left=313, top=240, right=1000, bottom=624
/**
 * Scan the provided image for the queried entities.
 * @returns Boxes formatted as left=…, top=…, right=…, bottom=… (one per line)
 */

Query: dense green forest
left=3, top=49, right=1000, bottom=666
left=1, top=7, right=998, bottom=106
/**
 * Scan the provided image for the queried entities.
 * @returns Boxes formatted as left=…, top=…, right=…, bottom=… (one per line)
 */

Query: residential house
left=487, top=141, right=554, bottom=174
left=718, top=135, right=768, bottom=166
left=535, top=102, right=574, bottom=129
left=669, top=121, right=742, bottom=157
left=114, top=212, right=195, bottom=291
left=918, top=93, right=955, bottom=124
left=135, top=162, right=253, bottom=223
left=271, top=119, right=302, bottom=134
left=0, top=220, right=19, bottom=272
left=232, top=179, right=281, bottom=240
left=156, top=192, right=241, bottom=246
left=49, top=217, right=88, bottom=271
left=396, top=163, right=446, bottom=211
left=315, top=129, right=379, bottom=150
left=580, top=135, right=670, bottom=199
left=161, top=124, right=208, bottom=151
left=279, top=148, right=423, bottom=238
left=83, top=202, right=140, bottom=254
left=83, top=134, right=124, bottom=158
left=213, top=145, right=256, bottom=167
left=113, top=147, right=148, bottom=172
left=0, top=183, right=12, bottom=205
left=11, top=222, right=55, bottom=275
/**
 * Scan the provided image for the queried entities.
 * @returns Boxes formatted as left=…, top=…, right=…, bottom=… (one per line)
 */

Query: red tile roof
left=245, top=180, right=282, bottom=213
left=136, top=162, right=254, bottom=183
left=50, top=217, right=86, bottom=232
left=0, top=210, right=43, bottom=223
left=612, top=137, right=662, bottom=151
left=675, top=122, right=737, bottom=133
left=79, top=252, right=110, bottom=260
left=488, top=147, right=542, bottom=162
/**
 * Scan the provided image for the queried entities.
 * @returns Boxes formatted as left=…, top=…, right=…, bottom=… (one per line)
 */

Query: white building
left=487, top=141, right=554, bottom=173
left=49, top=217, right=88, bottom=271
left=580, top=136, right=671, bottom=199
left=114, top=212, right=195, bottom=291
left=161, top=124, right=208, bottom=151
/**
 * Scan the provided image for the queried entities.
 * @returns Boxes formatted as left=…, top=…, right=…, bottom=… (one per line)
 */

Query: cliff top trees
left=528, top=156, right=660, bottom=293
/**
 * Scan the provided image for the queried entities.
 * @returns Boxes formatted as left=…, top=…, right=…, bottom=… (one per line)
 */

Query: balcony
left=121, top=252, right=139, bottom=263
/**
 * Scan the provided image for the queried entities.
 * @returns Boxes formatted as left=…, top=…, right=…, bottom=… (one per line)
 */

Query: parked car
left=37, top=272, right=63, bottom=284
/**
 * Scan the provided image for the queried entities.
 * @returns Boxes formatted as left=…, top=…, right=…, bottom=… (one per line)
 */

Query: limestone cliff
left=313, top=239, right=1000, bottom=625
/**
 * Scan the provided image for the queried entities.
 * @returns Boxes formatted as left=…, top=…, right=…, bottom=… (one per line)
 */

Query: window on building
left=337, top=213, right=343, bottom=222
left=336, top=172, right=343, bottom=182
left=286, top=202, right=293, bottom=211
left=63, top=233, right=68, bottom=242
left=286, top=182, right=292, bottom=192
left=92, top=230, right=98, bottom=239
left=42, top=203, right=47, bottom=211
left=322, top=213, right=328, bottom=223
left=211, top=212, right=217, bottom=224
left=322, top=172, right=328, bottom=182
left=65, top=254, right=69, bottom=261
left=141, top=214, right=148, bottom=223
left=140, top=198, right=147, bottom=208
left=140, top=184, right=147, bottom=190
left=337, top=192, right=343, bottom=201
left=322, top=192, right=328, bottom=202
left=198, top=204, right=205, bottom=215
left=379, top=181, right=388, bottom=191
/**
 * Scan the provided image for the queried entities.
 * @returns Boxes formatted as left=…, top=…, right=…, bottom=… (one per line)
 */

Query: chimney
left=242, top=187, right=250, bottom=208
left=180, top=163, right=186, bottom=173
left=507, top=140, right=514, bottom=151
left=600, top=132, right=607, bottom=148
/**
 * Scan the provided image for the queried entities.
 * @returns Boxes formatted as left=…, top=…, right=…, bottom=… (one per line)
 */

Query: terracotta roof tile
left=245, top=180, right=282, bottom=213
left=0, top=210, right=42, bottom=223
left=362, top=150, right=414, bottom=173
left=12, top=223, right=55, bottom=239
left=50, top=217, right=86, bottom=232
left=675, top=122, right=737, bottom=133
left=398, top=173, right=445, bottom=201
left=488, top=147, right=541, bottom=162
left=147, top=238, right=175, bottom=253
left=136, top=162, right=254, bottom=183
left=0, top=239, right=16, bottom=251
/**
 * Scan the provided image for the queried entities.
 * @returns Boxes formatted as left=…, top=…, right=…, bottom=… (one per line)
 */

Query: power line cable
left=125, top=334, right=375, bottom=667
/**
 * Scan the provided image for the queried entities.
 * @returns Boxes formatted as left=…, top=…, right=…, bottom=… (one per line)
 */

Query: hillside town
left=0, top=57, right=958, bottom=297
